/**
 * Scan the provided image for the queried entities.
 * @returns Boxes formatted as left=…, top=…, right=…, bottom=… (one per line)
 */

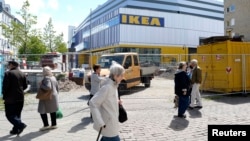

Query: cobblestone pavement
left=0, top=77, right=250, bottom=141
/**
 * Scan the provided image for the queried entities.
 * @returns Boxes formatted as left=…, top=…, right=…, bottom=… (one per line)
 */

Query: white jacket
left=89, top=78, right=119, bottom=137
left=90, top=73, right=105, bottom=95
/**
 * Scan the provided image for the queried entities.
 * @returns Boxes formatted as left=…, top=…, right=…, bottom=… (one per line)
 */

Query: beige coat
left=38, top=76, right=59, bottom=114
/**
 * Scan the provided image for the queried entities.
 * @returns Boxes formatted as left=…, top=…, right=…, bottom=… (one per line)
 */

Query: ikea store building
left=68, top=0, right=224, bottom=67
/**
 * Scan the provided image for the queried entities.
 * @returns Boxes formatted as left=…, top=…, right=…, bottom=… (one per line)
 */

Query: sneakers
left=40, top=126, right=51, bottom=131
left=177, top=114, right=186, bottom=118
left=50, top=125, right=58, bottom=129
left=40, top=125, right=58, bottom=131
left=188, top=106, right=194, bottom=110
left=195, top=106, right=203, bottom=109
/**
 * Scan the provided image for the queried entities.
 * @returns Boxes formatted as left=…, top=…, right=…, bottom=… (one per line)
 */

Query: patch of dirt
left=58, top=78, right=85, bottom=92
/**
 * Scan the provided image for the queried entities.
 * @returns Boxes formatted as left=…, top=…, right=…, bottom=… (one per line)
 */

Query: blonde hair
left=109, top=61, right=125, bottom=80
left=43, top=66, right=53, bottom=76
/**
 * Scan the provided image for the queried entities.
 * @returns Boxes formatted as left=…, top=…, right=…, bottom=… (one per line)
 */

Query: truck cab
left=85, top=52, right=155, bottom=95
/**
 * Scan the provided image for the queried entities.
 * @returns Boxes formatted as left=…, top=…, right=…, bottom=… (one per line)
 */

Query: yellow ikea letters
left=121, top=14, right=164, bottom=27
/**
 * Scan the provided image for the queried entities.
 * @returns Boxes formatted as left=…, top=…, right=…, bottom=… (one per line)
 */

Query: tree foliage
left=1, top=0, right=67, bottom=58
left=1, top=0, right=37, bottom=54
left=18, top=36, right=46, bottom=61
left=43, top=17, right=56, bottom=52
left=55, top=33, right=68, bottom=53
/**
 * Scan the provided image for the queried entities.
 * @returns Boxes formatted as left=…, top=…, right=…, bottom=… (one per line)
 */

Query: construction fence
left=1, top=53, right=250, bottom=95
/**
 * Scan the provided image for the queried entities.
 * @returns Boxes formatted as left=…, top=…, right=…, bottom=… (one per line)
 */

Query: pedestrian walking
left=189, top=59, right=203, bottom=109
left=88, top=64, right=106, bottom=118
left=38, top=66, right=59, bottom=131
left=2, top=60, right=28, bottom=135
left=88, top=64, right=105, bottom=104
left=89, top=61, right=125, bottom=141
left=174, top=61, right=191, bottom=118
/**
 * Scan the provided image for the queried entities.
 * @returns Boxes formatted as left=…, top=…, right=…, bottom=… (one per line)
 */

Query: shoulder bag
left=119, top=103, right=128, bottom=123
left=36, top=78, right=53, bottom=100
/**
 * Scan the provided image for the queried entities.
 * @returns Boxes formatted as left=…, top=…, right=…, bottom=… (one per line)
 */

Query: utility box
left=197, top=40, right=250, bottom=93
left=0, top=56, right=4, bottom=97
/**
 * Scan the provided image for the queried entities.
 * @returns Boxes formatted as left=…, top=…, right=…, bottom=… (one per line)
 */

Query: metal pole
left=242, top=54, right=246, bottom=95
left=89, top=8, right=93, bottom=69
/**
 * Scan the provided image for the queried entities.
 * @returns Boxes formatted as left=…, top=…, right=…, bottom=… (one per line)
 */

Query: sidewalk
left=0, top=78, right=250, bottom=141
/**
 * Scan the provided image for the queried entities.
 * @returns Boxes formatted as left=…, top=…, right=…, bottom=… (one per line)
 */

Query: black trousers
left=5, top=101, right=26, bottom=132
left=40, top=112, right=57, bottom=127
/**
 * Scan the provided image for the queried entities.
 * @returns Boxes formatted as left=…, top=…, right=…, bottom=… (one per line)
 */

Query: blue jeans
left=101, top=136, right=120, bottom=141
left=178, top=95, right=190, bottom=116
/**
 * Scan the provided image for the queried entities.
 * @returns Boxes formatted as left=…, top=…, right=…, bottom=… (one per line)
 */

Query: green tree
left=19, top=36, right=46, bottom=61
left=55, top=33, right=67, bottom=53
left=1, top=0, right=37, bottom=54
left=43, top=17, right=56, bottom=52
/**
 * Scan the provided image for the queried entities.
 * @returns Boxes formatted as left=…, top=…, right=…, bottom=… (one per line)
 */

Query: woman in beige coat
left=89, top=61, right=125, bottom=141
left=38, top=66, right=59, bottom=131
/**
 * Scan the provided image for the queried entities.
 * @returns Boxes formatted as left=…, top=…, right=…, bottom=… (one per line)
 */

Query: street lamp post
left=183, top=45, right=187, bottom=61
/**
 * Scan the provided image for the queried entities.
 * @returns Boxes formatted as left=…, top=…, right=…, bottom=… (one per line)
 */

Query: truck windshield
left=98, top=55, right=124, bottom=68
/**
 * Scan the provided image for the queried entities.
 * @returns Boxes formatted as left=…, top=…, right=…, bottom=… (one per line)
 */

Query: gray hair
left=43, top=66, right=53, bottom=76
left=191, top=59, right=198, bottom=65
left=109, top=61, right=125, bottom=80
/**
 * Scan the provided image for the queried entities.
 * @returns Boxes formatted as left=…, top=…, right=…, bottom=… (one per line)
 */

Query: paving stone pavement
left=0, top=77, right=250, bottom=141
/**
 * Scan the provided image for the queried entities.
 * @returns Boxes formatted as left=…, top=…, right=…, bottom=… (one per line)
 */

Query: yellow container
left=196, top=40, right=250, bottom=93
left=196, top=45, right=213, bottom=92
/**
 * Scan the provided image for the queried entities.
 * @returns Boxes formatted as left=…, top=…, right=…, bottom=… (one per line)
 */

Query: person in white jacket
left=89, top=61, right=125, bottom=141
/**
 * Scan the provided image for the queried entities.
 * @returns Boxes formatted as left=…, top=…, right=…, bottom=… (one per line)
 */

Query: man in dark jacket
left=2, top=60, right=28, bottom=135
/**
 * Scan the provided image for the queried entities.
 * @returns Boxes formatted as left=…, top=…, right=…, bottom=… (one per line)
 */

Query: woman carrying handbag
left=89, top=61, right=125, bottom=141
left=37, top=66, right=60, bottom=131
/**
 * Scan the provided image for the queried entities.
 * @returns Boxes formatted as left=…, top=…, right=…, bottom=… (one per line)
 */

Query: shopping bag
left=56, top=108, right=63, bottom=119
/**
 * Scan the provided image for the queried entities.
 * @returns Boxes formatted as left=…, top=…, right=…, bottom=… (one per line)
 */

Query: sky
left=5, top=0, right=108, bottom=42
left=5, top=0, right=223, bottom=42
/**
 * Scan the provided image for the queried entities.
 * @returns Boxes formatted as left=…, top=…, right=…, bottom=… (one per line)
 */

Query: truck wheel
left=144, top=77, right=151, bottom=88
left=118, top=81, right=127, bottom=96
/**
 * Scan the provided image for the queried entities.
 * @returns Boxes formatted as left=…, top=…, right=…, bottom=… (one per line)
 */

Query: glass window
left=98, top=55, right=124, bottom=68
left=230, top=5, right=235, bottom=12
left=124, top=55, right=132, bottom=68
left=133, top=55, right=139, bottom=66
left=230, top=18, right=235, bottom=26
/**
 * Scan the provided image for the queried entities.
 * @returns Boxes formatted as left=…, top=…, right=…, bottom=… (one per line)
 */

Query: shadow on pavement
left=68, top=117, right=92, bottom=133
left=0, top=130, right=50, bottom=141
left=78, top=95, right=90, bottom=101
left=64, top=107, right=89, bottom=118
left=120, top=86, right=146, bottom=96
left=202, top=93, right=250, bottom=105
left=169, top=117, right=189, bottom=131
left=187, top=109, right=202, bottom=118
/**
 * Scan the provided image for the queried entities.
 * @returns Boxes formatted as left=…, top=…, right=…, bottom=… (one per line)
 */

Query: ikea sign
left=120, top=14, right=164, bottom=27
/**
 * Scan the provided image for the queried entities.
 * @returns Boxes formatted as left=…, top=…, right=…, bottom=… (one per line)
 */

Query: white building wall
left=119, top=8, right=224, bottom=47
left=67, top=26, right=75, bottom=48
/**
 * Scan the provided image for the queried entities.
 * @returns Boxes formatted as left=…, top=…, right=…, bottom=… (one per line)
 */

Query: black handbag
left=119, top=104, right=128, bottom=123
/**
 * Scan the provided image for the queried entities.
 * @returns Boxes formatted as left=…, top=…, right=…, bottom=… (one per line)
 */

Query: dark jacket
left=2, top=67, right=28, bottom=104
left=174, top=70, right=190, bottom=96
